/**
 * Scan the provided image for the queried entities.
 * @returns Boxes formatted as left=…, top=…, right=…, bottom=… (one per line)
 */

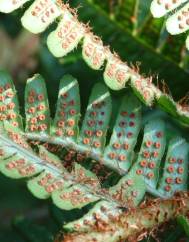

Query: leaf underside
left=0, top=1, right=189, bottom=240
left=0, top=0, right=188, bottom=126
left=151, top=0, right=189, bottom=50
left=0, top=71, right=188, bottom=241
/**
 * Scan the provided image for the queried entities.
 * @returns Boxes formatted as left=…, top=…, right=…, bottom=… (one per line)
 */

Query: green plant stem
left=25, top=133, right=115, bottom=171
left=25, top=133, right=166, bottom=199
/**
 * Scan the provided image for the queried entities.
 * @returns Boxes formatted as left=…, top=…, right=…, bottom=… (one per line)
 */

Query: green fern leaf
left=0, top=71, right=23, bottom=129
left=103, top=94, right=142, bottom=172
left=0, top=71, right=188, bottom=241
left=0, top=0, right=30, bottom=13
left=0, top=121, right=129, bottom=211
left=25, top=74, right=50, bottom=135
left=27, top=146, right=68, bottom=199
left=47, top=8, right=85, bottom=57
left=51, top=74, right=80, bottom=141
left=0, top=71, right=188, bottom=200
left=79, top=83, right=111, bottom=154
left=151, top=0, right=189, bottom=50
left=157, top=137, right=189, bottom=196
left=82, top=33, right=106, bottom=71
left=21, top=0, right=62, bottom=34
left=151, top=0, right=188, bottom=18
left=0, top=1, right=188, bottom=125
left=103, top=55, right=131, bottom=91
left=0, top=1, right=189, bottom=240
left=134, top=119, right=166, bottom=190
left=130, top=74, right=157, bottom=106
left=0, top=122, right=42, bottom=179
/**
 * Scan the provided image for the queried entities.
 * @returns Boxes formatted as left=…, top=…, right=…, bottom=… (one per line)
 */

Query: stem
left=25, top=133, right=125, bottom=174
left=25, top=133, right=167, bottom=199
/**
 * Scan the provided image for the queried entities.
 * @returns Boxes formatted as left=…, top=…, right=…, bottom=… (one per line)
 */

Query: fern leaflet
left=0, top=70, right=188, bottom=241
left=0, top=1, right=188, bottom=126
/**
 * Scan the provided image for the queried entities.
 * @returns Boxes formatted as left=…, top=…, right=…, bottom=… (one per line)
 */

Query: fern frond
left=0, top=70, right=188, bottom=240
left=0, top=1, right=189, bottom=240
left=0, top=70, right=188, bottom=199
left=151, top=0, right=188, bottom=18
left=103, top=94, right=141, bottom=172
left=25, top=74, right=50, bottom=134
left=0, top=70, right=23, bottom=129
left=151, top=0, right=189, bottom=50
left=0, top=1, right=188, bottom=126
left=0, top=121, right=143, bottom=211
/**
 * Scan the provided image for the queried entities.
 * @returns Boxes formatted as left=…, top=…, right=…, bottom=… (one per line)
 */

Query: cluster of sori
left=151, top=0, right=189, bottom=49
left=0, top=0, right=188, bottom=127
